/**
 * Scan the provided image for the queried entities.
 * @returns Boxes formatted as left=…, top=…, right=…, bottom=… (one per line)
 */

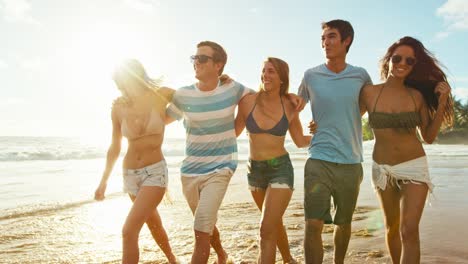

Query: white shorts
left=123, top=160, right=168, bottom=196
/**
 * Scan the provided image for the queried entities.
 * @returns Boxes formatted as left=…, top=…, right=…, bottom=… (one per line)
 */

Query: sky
left=1, top=0, right=467, bottom=139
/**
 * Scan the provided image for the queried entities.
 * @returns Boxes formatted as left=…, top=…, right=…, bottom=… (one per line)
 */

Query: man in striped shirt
left=166, top=41, right=252, bottom=264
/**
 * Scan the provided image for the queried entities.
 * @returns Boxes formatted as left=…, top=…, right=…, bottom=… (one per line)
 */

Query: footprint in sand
left=352, top=228, right=374, bottom=237
left=288, top=202, right=304, bottom=210
left=287, top=224, right=303, bottom=230
left=291, top=212, right=304, bottom=217
left=354, top=206, right=377, bottom=214
left=352, top=215, right=367, bottom=221
left=322, top=225, right=334, bottom=233
left=367, top=250, right=384, bottom=258
left=323, top=243, right=333, bottom=251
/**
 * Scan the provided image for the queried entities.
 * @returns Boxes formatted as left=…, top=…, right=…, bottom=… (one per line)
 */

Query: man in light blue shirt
left=298, top=19, right=372, bottom=264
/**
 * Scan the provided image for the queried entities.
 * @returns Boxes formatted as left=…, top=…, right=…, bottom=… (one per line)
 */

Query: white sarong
left=372, top=156, right=433, bottom=192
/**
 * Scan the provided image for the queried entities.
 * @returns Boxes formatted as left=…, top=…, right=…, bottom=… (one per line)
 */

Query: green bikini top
left=368, top=85, right=422, bottom=129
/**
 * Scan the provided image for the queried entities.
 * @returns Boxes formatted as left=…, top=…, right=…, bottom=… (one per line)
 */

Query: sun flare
left=66, top=23, right=140, bottom=86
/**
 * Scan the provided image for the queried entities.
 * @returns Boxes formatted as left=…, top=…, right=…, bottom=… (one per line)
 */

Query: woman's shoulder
left=112, top=96, right=129, bottom=109
left=240, top=92, right=257, bottom=103
left=407, top=86, right=424, bottom=103
left=111, top=96, right=128, bottom=120
left=153, top=86, right=175, bottom=102
left=363, top=83, right=382, bottom=91
left=238, top=93, right=256, bottom=110
left=158, top=86, right=175, bottom=94
left=282, top=94, right=299, bottom=113
left=361, top=83, right=384, bottom=97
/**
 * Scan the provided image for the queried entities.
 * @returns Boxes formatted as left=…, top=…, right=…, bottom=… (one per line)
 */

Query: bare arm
left=95, top=106, right=122, bottom=201
left=158, top=87, right=177, bottom=125
left=289, top=113, right=311, bottom=148
left=359, top=85, right=371, bottom=116
left=286, top=93, right=306, bottom=112
left=160, top=86, right=175, bottom=104
left=164, top=115, right=176, bottom=125
left=164, top=87, right=180, bottom=125
left=419, top=82, right=451, bottom=144
left=235, top=95, right=249, bottom=137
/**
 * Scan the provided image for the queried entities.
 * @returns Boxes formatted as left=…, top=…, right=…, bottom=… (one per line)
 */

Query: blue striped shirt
left=167, top=81, right=252, bottom=177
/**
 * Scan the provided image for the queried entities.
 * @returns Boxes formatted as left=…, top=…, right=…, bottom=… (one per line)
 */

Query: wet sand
left=2, top=147, right=467, bottom=263
left=152, top=158, right=468, bottom=264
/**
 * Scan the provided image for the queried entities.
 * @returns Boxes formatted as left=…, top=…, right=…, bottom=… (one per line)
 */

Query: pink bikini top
left=121, top=108, right=164, bottom=140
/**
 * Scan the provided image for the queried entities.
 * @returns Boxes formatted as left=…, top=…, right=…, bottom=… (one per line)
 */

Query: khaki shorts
left=304, top=158, right=362, bottom=225
left=181, top=169, right=233, bottom=234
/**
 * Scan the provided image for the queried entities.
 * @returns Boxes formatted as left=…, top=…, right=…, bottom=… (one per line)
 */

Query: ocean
left=1, top=136, right=467, bottom=263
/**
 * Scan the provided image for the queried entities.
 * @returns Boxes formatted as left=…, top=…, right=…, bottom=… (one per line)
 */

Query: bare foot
left=284, top=256, right=298, bottom=264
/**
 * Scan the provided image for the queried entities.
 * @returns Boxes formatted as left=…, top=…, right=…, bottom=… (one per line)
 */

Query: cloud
left=20, top=57, right=43, bottom=71
left=122, top=0, right=160, bottom=13
left=0, top=0, right=39, bottom=25
left=436, top=0, right=468, bottom=38
left=0, top=59, right=7, bottom=69
left=453, top=87, right=468, bottom=101
left=249, top=7, right=259, bottom=13
left=4, top=97, right=26, bottom=105
left=435, top=31, right=450, bottom=40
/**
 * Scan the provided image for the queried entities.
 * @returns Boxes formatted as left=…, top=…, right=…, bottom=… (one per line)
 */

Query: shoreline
left=1, top=144, right=467, bottom=263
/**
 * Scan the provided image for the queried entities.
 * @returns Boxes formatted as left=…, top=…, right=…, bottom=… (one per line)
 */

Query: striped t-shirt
left=167, top=81, right=252, bottom=177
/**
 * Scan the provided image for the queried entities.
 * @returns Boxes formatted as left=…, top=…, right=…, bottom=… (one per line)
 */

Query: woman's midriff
left=249, top=134, right=287, bottom=161
left=123, top=134, right=164, bottom=169
left=373, top=129, right=426, bottom=165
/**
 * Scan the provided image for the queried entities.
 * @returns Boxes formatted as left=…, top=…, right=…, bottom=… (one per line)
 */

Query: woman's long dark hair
left=380, top=36, right=454, bottom=127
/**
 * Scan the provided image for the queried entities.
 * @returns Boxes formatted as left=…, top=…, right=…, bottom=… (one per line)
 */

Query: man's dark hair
left=322, top=19, right=354, bottom=53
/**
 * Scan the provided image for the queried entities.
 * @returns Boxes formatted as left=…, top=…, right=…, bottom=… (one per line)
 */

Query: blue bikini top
left=245, top=97, right=289, bottom=137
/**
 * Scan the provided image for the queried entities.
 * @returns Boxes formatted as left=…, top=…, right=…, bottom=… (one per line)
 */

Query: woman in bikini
left=94, top=59, right=177, bottom=264
left=360, top=36, right=453, bottom=263
left=235, top=57, right=311, bottom=263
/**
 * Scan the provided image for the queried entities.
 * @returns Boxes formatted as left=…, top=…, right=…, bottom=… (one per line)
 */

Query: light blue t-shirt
left=166, top=81, right=252, bottom=177
left=298, top=63, right=372, bottom=164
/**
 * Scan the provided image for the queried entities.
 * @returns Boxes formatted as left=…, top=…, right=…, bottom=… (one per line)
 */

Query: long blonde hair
left=112, top=59, right=161, bottom=106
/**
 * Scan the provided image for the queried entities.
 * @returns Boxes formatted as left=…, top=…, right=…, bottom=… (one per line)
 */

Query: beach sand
left=138, top=155, right=468, bottom=264
left=2, top=145, right=467, bottom=263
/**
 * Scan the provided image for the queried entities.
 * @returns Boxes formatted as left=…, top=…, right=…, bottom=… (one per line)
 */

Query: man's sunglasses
left=190, top=55, right=213, bottom=64
left=391, top=55, right=417, bottom=66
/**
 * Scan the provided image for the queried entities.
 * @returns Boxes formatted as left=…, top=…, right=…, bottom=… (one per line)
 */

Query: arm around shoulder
left=159, top=86, right=175, bottom=104
left=235, top=93, right=253, bottom=137
left=288, top=113, right=311, bottom=148
left=359, top=84, right=373, bottom=116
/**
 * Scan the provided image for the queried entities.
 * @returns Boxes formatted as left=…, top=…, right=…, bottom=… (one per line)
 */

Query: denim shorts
left=247, top=154, right=294, bottom=191
left=123, top=160, right=168, bottom=196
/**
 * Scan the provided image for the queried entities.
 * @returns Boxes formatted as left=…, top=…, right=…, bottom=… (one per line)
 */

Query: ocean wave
left=0, top=151, right=105, bottom=161
left=0, top=192, right=124, bottom=221
left=0, top=149, right=189, bottom=162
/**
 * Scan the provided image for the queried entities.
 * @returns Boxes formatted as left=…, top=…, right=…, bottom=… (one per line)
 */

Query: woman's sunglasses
left=391, top=55, right=417, bottom=66
left=190, top=55, right=213, bottom=64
